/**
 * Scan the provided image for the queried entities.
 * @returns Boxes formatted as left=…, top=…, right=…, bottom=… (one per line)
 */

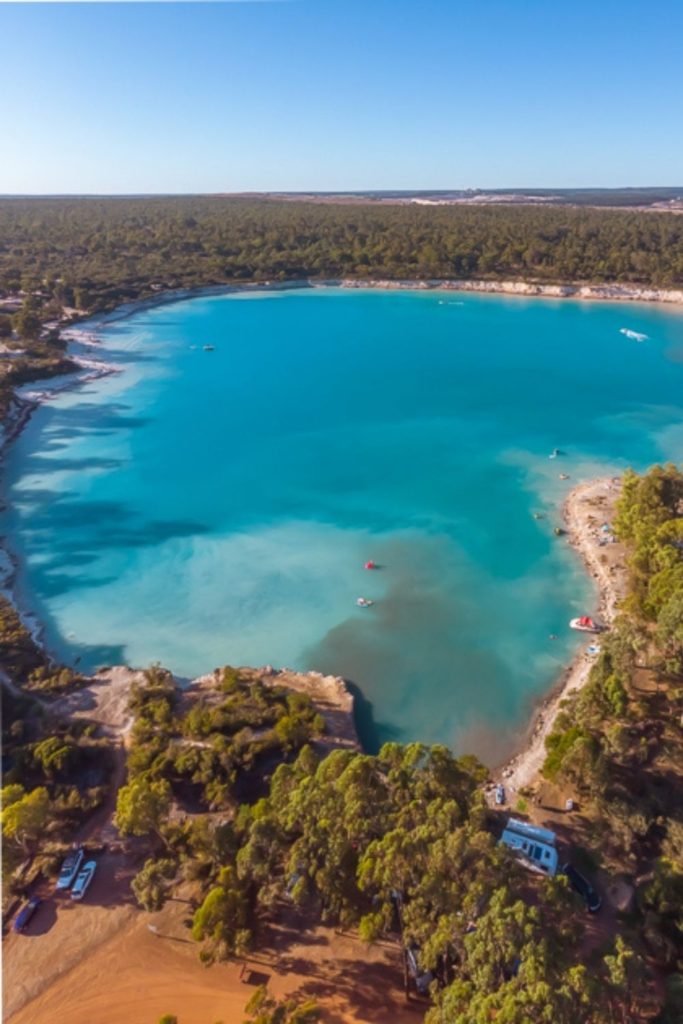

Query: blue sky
left=1, top=0, right=682, bottom=193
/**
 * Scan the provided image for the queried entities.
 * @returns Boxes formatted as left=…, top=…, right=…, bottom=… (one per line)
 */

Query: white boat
left=619, top=328, right=648, bottom=342
left=203, top=344, right=215, bottom=352
left=356, top=597, right=374, bottom=608
left=570, top=616, right=603, bottom=634
left=56, top=847, right=84, bottom=891
left=70, top=860, right=97, bottom=901
left=549, top=448, right=560, bottom=459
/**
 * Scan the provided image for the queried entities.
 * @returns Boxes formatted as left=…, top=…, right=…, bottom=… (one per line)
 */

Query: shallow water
left=3, top=288, right=683, bottom=762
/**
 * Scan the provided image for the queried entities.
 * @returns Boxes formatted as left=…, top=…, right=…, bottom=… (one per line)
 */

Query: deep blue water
left=3, top=288, right=683, bottom=762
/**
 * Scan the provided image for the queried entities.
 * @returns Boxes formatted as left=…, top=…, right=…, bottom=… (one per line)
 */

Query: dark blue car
left=562, top=863, right=602, bottom=913
left=13, top=896, right=41, bottom=933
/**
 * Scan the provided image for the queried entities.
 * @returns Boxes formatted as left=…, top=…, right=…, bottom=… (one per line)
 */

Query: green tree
left=114, top=774, right=171, bottom=843
left=243, top=986, right=319, bottom=1024
left=603, top=936, right=649, bottom=1024
left=33, top=736, right=76, bottom=779
left=1, top=784, right=51, bottom=854
left=192, top=865, right=251, bottom=961
left=12, top=300, right=43, bottom=340
left=132, top=857, right=177, bottom=911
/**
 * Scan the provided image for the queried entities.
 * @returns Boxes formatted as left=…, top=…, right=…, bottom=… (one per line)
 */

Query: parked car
left=70, top=860, right=97, bottom=901
left=13, top=897, right=41, bottom=933
left=562, top=862, right=602, bottom=913
left=495, top=784, right=505, bottom=805
left=55, top=847, right=84, bottom=891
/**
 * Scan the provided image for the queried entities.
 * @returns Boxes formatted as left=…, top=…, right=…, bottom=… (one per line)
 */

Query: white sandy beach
left=500, top=476, right=628, bottom=791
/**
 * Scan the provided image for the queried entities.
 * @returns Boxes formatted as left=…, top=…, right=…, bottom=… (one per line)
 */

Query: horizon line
left=1, top=185, right=682, bottom=199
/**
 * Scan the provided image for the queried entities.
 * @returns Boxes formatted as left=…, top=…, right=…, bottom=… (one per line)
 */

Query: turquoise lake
left=3, top=288, right=683, bottom=763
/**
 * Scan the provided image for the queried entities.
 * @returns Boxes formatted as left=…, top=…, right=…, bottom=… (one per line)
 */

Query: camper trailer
left=500, top=818, right=558, bottom=877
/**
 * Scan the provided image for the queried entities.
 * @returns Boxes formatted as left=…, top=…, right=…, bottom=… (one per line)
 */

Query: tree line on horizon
left=0, top=198, right=682, bottom=320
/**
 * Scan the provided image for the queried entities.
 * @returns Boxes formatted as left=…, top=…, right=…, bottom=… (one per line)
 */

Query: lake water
left=3, top=287, right=683, bottom=763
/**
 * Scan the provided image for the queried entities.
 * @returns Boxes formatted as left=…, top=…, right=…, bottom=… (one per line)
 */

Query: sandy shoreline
left=499, top=476, right=628, bottom=791
left=59, top=278, right=683, bottom=329
left=335, top=277, right=683, bottom=306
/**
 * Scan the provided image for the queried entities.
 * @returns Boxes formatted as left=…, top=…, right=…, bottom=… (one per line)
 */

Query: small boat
left=619, top=328, right=648, bottom=343
left=56, top=847, right=84, bottom=891
left=203, top=344, right=215, bottom=352
left=559, top=473, right=570, bottom=480
left=356, top=597, right=374, bottom=608
left=70, top=860, right=97, bottom=901
left=548, top=448, right=561, bottom=460
left=570, top=616, right=603, bottom=634
left=586, top=644, right=601, bottom=656
left=364, top=560, right=377, bottom=570
left=532, top=512, right=546, bottom=520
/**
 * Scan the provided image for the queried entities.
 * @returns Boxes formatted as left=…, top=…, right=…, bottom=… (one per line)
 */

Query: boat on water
left=619, top=328, right=648, bottom=343
left=364, top=560, right=377, bottom=570
left=570, top=615, right=603, bottom=634
left=549, top=448, right=561, bottom=460
left=559, top=473, right=570, bottom=480
left=203, top=344, right=215, bottom=352
left=356, top=597, right=375, bottom=608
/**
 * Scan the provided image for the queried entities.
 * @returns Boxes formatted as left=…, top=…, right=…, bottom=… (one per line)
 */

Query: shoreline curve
left=1, top=285, right=635, bottom=780
left=498, top=475, right=627, bottom=791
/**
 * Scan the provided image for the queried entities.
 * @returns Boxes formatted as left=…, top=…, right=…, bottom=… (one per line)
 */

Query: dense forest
left=542, top=464, right=683, bottom=1020
left=113, top=670, right=652, bottom=1024
left=0, top=199, right=682, bottom=320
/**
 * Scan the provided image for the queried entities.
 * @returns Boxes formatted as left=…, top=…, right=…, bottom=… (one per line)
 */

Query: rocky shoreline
left=335, top=277, right=683, bottom=305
